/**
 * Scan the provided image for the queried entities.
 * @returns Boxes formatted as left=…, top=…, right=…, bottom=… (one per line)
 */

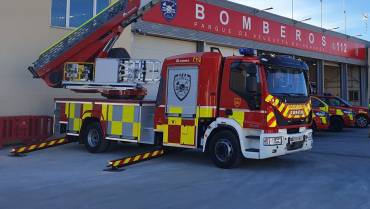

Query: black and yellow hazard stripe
left=107, top=149, right=165, bottom=170
left=10, top=137, right=70, bottom=156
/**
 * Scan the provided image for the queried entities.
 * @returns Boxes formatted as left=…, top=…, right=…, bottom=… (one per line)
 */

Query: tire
left=209, top=130, right=242, bottom=169
left=356, top=115, right=369, bottom=128
left=107, top=48, right=130, bottom=59
left=81, top=121, right=110, bottom=153
left=330, top=116, right=344, bottom=131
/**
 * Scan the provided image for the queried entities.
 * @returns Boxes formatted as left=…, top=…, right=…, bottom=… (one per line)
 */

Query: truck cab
left=154, top=49, right=313, bottom=168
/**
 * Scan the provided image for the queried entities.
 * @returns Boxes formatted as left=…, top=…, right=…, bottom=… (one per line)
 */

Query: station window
left=349, top=90, right=359, bottom=103
left=51, top=0, right=110, bottom=28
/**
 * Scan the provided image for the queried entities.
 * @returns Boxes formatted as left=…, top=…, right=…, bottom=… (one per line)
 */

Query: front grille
left=275, top=110, right=312, bottom=126
left=287, top=128, right=299, bottom=134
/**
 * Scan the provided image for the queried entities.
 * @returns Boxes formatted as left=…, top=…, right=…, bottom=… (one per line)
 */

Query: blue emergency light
left=239, top=48, right=257, bottom=56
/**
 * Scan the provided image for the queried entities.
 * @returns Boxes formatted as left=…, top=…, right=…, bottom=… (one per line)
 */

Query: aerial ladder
left=28, top=0, right=161, bottom=98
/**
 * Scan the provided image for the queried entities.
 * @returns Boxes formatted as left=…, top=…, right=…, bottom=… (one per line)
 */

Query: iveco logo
left=290, top=110, right=304, bottom=115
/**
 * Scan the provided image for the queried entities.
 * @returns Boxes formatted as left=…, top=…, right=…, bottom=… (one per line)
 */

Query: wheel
left=330, top=116, right=344, bottom=131
left=81, top=121, right=110, bottom=153
left=356, top=115, right=369, bottom=128
left=107, top=48, right=130, bottom=59
left=209, top=130, right=242, bottom=169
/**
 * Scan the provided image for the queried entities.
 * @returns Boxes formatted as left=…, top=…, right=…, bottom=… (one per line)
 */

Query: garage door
left=131, top=35, right=196, bottom=61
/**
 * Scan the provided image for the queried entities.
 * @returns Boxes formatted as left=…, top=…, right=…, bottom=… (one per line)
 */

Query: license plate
left=289, top=136, right=304, bottom=143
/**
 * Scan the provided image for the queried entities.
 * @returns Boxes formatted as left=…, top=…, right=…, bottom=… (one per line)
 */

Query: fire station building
left=0, top=0, right=369, bottom=116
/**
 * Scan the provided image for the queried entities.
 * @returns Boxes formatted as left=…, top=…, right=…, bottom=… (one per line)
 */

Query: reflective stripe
left=229, top=111, right=244, bottom=127
left=169, top=106, right=183, bottom=114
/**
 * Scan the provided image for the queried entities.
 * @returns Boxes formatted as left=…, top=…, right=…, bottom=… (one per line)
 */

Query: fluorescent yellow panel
left=181, top=126, right=195, bottom=146
left=82, top=103, right=93, bottom=119
left=168, top=117, right=182, bottom=126
left=157, top=125, right=169, bottom=143
left=101, top=104, right=108, bottom=120
left=169, top=106, right=183, bottom=114
left=133, top=122, right=141, bottom=139
left=230, top=111, right=244, bottom=127
left=123, top=105, right=135, bottom=122
left=111, top=121, right=122, bottom=135
left=108, top=105, right=113, bottom=121
left=73, top=118, right=81, bottom=131
left=69, top=103, right=75, bottom=118
left=198, top=107, right=213, bottom=118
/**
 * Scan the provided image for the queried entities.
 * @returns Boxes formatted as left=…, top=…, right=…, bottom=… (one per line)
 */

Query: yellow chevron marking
left=152, top=150, right=159, bottom=157
left=39, top=143, right=47, bottom=148
left=124, top=158, right=131, bottom=164
left=283, top=107, right=290, bottom=117
left=267, top=112, right=275, bottom=122
left=278, top=103, right=285, bottom=112
left=143, top=153, right=150, bottom=159
left=269, top=120, right=277, bottom=127
left=48, top=140, right=56, bottom=146
left=273, top=99, right=280, bottom=107
left=58, top=139, right=65, bottom=144
left=28, top=145, right=37, bottom=150
left=17, top=147, right=26, bottom=153
left=321, top=117, right=327, bottom=124
left=265, top=95, right=274, bottom=102
left=113, top=160, right=121, bottom=167
left=133, top=155, right=141, bottom=162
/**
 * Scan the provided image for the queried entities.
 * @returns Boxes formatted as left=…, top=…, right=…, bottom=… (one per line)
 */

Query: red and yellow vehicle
left=316, top=95, right=356, bottom=131
left=28, top=1, right=313, bottom=168
left=52, top=50, right=313, bottom=168
left=311, top=96, right=330, bottom=131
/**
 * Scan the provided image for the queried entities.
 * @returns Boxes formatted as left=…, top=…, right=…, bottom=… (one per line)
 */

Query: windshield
left=265, top=67, right=308, bottom=96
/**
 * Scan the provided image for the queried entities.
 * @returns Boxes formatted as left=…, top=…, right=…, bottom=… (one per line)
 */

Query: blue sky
left=228, top=0, right=370, bottom=41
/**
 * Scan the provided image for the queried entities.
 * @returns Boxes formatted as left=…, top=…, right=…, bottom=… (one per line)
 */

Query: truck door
left=165, top=66, right=199, bottom=147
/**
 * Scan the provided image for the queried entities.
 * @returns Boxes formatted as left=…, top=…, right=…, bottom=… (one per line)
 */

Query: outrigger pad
left=9, top=137, right=70, bottom=156
left=105, top=148, right=165, bottom=171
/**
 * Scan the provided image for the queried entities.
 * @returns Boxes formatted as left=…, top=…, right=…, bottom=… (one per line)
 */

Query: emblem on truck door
left=161, top=0, right=177, bottom=21
left=173, top=73, right=191, bottom=101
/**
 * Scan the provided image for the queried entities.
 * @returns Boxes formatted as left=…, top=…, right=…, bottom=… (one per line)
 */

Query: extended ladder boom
left=28, top=0, right=160, bottom=88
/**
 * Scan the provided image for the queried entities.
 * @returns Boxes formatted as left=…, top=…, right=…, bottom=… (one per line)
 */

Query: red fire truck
left=28, top=0, right=313, bottom=168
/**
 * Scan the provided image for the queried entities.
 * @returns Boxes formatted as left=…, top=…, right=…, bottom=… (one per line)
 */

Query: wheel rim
left=357, top=117, right=368, bottom=127
left=87, top=129, right=99, bottom=147
left=215, top=138, right=234, bottom=162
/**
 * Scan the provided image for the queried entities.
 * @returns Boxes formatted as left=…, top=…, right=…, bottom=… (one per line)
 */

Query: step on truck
left=29, top=0, right=313, bottom=168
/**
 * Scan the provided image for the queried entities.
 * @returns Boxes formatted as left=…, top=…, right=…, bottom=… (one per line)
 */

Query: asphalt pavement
left=1, top=128, right=370, bottom=209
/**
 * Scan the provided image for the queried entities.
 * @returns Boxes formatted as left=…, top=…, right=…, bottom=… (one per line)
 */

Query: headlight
left=306, top=132, right=313, bottom=140
left=315, top=111, right=326, bottom=117
left=343, top=110, right=353, bottom=115
left=263, top=137, right=283, bottom=146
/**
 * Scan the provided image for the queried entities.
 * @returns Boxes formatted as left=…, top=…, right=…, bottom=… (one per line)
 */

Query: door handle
left=225, top=109, right=233, bottom=116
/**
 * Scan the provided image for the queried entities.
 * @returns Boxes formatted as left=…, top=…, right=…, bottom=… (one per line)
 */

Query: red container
left=0, top=116, right=53, bottom=148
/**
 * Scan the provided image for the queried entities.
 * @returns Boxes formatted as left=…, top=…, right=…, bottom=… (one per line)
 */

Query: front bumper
left=243, top=128, right=313, bottom=159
